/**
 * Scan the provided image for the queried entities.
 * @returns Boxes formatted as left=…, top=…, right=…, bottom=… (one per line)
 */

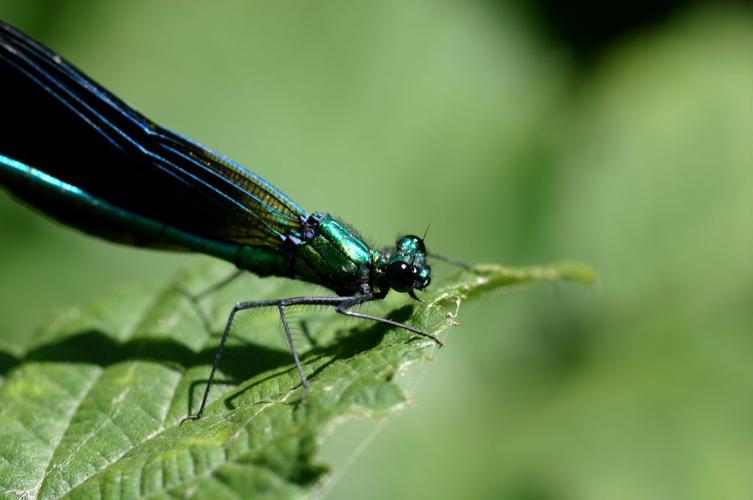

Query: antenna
left=429, top=252, right=473, bottom=270
left=422, top=224, right=431, bottom=241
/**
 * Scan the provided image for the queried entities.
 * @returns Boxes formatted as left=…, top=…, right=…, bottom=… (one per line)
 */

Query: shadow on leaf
left=0, top=350, right=19, bottom=377
left=18, top=330, right=290, bottom=381
left=2, top=302, right=417, bottom=419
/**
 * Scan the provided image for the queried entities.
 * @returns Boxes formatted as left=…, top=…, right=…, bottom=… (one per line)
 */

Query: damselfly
left=0, top=21, right=465, bottom=421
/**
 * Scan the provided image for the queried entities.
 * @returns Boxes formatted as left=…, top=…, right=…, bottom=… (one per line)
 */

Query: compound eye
left=396, top=235, right=426, bottom=254
left=387, top=261, right=416, bottom=292
left=416, top=276, right=431, bottom=290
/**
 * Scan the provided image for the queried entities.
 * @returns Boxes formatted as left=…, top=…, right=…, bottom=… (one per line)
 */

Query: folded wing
left=0, top=21, right=307, bottom=249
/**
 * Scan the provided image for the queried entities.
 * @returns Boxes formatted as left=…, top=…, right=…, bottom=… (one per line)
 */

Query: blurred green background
left=0, top=1, right=750, bottom=498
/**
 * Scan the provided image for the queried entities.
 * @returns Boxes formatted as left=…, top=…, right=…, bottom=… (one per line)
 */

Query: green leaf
left=0, top=260, right=593, bottom=499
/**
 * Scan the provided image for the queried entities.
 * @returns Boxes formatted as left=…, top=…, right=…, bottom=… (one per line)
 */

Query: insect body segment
left=0, top=20, right=447, bottom=423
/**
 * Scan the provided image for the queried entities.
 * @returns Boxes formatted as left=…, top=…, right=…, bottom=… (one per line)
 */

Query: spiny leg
left=175, top=269, right=247, bottom=333
left=181, top=293, right=442, bottom=422
left=336, top=293, right=443, bottom=347
left=181, top=295, right=348, bottom=423
left=193, top=268, right=246, bottom=301
left=278, top=303, right=309, bottom=402
left=176, top=268, right=245, bottom=303
left=182, top=298, right=279, bottom=423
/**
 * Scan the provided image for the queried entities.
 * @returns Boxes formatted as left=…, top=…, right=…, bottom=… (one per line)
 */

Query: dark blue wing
left=0, top=20, right=308, bottom=249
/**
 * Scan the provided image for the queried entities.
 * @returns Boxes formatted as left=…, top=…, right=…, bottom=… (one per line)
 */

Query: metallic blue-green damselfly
left=0, top=21, right=466, bottom=421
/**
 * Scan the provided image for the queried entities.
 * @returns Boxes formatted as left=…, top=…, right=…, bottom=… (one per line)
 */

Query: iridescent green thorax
left=234, top=211, right=431, bottom=297
left=287, top=212, right=373, bottom=295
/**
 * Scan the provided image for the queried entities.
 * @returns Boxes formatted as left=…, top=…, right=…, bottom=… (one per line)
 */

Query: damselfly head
left=383, top=235, right=431, bottom=293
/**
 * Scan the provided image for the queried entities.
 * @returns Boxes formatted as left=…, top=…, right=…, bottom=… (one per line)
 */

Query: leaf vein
left=35, top=367, right=104, bottom=498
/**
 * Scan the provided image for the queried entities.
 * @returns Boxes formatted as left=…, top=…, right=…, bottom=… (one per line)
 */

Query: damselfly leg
left=192, top=269, right=246, bottom=301
left=174, top=268, right=247, bottom=332
left=175, top=268, right=246, bottom=304
left=181, top=294, right=442, bottom=422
